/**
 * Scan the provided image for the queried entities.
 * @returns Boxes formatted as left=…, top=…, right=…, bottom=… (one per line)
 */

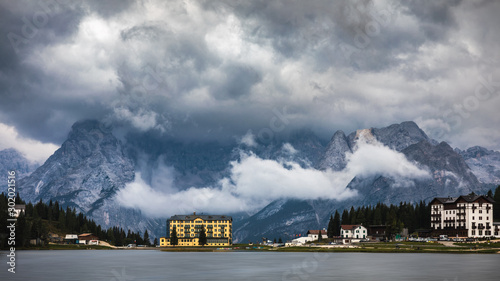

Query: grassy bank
left=15, top=244, right=113, bottom=250
left=10, top=242, right=499, bottom=253
left=156, top=242, right=499, bottom=254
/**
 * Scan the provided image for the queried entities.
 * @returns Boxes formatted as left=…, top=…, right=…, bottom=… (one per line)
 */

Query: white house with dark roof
left=306, top=230, right=328, bottom=240
left=13, top=204, right=25, bottom=218
left=430, top=194, right=498, bottom=238
left=340, top=225, right=368, bottom=244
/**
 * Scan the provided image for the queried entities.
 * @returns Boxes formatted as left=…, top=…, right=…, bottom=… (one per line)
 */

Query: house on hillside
left=13, top=204, right=25, bottom=218
left=340, top=225, right=368, bottom=244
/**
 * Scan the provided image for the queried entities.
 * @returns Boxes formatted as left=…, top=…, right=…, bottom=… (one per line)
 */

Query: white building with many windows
left=430, top=194, right=499, bottom=238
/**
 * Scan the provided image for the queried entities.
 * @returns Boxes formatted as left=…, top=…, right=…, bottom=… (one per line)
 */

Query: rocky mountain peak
left=370, top=121, right=432, bottom=151
left=318, top=130, right=352, bottom=171
left=19, top=119, right=134, bottom=212
left=0, top=148, right=38, bottom=182
left=321, top=121, right=435, bottom=171
left=456, top=145, right=500, bottom=184
left=352, top=128, right=376, bottom=145
left=402, top=140, right=480, bottom=193
left=50, top=120, right=121, bottom=168
left=458, top=146, right=493, bottom=159
left=67, top=119, right=111, bottom=139
left=17, top=119, right=168, bottom=240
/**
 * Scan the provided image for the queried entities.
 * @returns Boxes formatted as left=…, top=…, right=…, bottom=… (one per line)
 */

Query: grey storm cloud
left=0, top=0, right=500, bottom=153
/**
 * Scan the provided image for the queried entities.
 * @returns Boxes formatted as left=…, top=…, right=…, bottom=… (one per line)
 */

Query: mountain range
left=3, top=120, right=498, bottom=242
left=233, top=122, right=487, bottom=242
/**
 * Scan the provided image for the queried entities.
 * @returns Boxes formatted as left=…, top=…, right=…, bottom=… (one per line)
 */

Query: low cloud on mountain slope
left=116, top=136, right=429, bottom=217
left=0, top=123, right=59, bottom=163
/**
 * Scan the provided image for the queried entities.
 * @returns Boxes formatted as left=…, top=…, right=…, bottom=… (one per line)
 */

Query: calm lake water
left=1, top=250, right=498, bottom=281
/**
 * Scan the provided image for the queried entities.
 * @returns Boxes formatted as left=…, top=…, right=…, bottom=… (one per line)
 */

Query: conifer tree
left=199, top=225, right=207, bottom=246
left=373, top=207, right=382, bottom=225
left=494, top=185, right=500, bottom=222
left=107, top=228, right=115, bottom=245
left=53, top=201, right=60, bottom=221
left=349, top=206, right=356, bottom=224
left=356, top=207, right=365, bottom=224
left=58, top=209, right=66, bottom=231
left=333, top=210, right=341, bottom=236
left=16, top=213, right=27, bottom=247
left=341, top=209, right=349, bottom=225
left=327, top=215, right=334, bottom=238
left=144, top=230, right=150, bottom=246
left=15, top=192, right=22, bottom=204
left=171, top=226, right=178, bottom=246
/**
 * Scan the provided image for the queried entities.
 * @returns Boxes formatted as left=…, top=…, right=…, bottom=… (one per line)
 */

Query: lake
left=1, top=250, right=498, bottom=280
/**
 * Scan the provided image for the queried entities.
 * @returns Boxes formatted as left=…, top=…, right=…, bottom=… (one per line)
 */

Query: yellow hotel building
left=160, top=213, right=232, bottom=247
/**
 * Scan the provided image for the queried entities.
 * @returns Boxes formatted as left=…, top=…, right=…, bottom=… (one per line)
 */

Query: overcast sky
left=1, top=0, right=499, bottom=163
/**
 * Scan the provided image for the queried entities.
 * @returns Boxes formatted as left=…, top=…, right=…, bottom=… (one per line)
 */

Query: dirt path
left=99, top=241, right=117, bottom=248
left=438, top=241, right=459, bottom=247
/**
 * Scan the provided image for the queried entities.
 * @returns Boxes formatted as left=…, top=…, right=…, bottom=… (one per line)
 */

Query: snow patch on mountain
left=35, top=180, right=43, bottom=194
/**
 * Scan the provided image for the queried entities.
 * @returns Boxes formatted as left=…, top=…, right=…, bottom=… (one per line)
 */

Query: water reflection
left=0, top=250, right=498, bottom=281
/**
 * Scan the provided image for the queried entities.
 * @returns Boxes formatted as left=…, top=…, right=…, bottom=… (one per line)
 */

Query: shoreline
left=4, top=248, right=496, bottom=254
left=4, top=241, right=499, bottom=254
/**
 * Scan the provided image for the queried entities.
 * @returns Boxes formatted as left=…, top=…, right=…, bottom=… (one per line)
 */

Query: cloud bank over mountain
left=0, top=0, right=499, bottom=154
left=0, top=123, right=58, bottom=163
left=116, top=138, right=429, bottom=216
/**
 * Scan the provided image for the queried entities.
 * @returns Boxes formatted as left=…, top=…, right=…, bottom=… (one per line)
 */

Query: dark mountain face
left=403, top=141, right=480, bottom=192
left=233, top=199, right=319, bottom=243
left=19, top=120, right=134, bottom=209
left=18, top=120, right=164, bottom=239
left=125, top=133, right=235, bottom=190
left=318, top=130, right=351, bottom=171
left=124, top=128, right=326, bottom=191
